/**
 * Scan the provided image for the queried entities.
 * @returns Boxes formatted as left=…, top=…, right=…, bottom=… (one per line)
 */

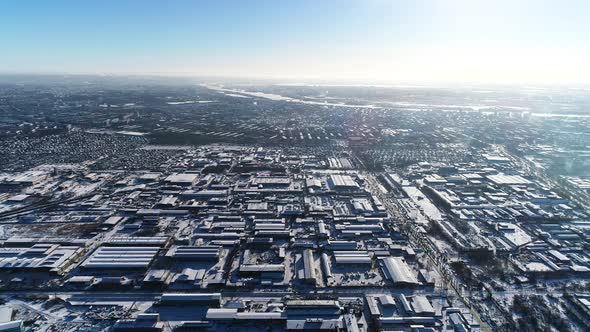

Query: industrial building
left=380, top=257, right=420, bottom=286
left=82, top=247, right=160, bottom=269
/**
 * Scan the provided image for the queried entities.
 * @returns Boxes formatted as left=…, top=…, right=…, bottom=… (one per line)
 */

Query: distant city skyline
left=2, top=0, right=590, bottom=85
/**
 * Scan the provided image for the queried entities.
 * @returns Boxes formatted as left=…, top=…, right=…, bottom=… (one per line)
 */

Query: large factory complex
left=0, top=146, right=484, bottom=332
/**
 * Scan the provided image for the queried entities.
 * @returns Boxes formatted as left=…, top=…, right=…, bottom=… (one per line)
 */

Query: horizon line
left=0, top=70, right=589, bottom=88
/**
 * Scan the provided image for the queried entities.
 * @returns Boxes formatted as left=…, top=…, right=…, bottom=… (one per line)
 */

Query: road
left=0, top=286, right=445, bottom=300
left=363, top=171, right=493, bottom=331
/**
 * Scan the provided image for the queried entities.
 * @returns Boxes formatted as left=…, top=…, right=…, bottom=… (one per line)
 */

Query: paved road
left=362, top=171, right=493, bottom=331
left=0, top=286, right=444, bottom=300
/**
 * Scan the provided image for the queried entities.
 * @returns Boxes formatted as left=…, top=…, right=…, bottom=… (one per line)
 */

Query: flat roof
left=329, top=174, right=358, bottom=188
left=486, top=174, right=531, bottom=185
left=240, top=264, right=285, bottom=272
left=165, top=173, right=199, bottom=184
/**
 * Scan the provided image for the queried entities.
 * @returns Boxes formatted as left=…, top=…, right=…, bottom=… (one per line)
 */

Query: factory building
left=380, top=257, right=419, bottom=286
left=327, top=174, right=359, bottom=191
left=0, top=244, right=84, bottom=275
left=82, top=247, right=159, bottom=269
left=165, top=245, right=221, bottom=261
left=164, top=173, right=199, bottom=186
left=302, top=249, right=317, bottom=283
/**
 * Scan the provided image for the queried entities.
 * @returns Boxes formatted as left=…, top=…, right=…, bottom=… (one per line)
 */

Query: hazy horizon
left=2, top=0, right=590, bottom=85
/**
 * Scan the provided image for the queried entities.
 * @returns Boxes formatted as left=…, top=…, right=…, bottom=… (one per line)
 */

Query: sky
left=1, top=0, right=590, bottom=85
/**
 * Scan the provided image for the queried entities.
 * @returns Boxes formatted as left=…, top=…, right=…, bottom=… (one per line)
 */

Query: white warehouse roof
left=380, top=257, right=419, bottom=286
left=82, top=246, right=159, bottom=269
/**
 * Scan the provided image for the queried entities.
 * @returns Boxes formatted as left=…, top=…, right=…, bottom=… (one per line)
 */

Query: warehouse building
left=302, top=249, right=317, bottom=283
left=164, top=173, right=199, bottom=186
left=165, top=245, right=221, bottom=261
left=333, top=251, right=372, bottom=265
left=0, top=244, right=84, bottom=275
left=82, top=247, right=159, bottom=269
left=380, top=257, right=419, bottom=286
left=327, top=174, right=359, bottom=191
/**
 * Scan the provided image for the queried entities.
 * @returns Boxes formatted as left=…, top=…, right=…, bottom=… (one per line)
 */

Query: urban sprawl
left=0, top=77, right=589, bottom=331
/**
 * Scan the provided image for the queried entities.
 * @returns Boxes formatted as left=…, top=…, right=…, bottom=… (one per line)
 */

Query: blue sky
left=2, top=0, right=589, bottom=84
